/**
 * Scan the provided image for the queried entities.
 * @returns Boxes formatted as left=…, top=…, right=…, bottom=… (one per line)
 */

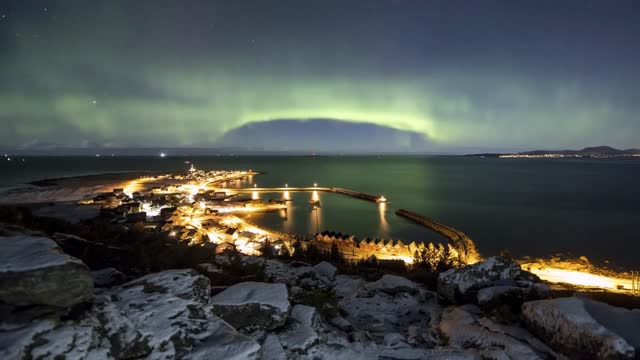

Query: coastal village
left=81, top=164, right=435, bottom=264
left=73, top=165, right=639, bottom=294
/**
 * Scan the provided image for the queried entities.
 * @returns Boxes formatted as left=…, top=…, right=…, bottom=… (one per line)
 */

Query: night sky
left=1, top=1, right=639, bottom=153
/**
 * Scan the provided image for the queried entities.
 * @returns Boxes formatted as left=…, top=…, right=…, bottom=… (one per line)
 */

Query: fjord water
left=1, top=156, right=639, bottom=268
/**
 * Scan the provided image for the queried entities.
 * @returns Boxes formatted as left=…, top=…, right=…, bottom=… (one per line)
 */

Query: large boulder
left=0, top=235, right=93, bottom=307
left=211, top=282, right=290, bottom=331
left=440, top=305, right=558, bottom=359
left=522, top=297, right=640, bottom=359
left=339, top=282, right=441, bottom=344
left=360, top=274, right=418, bottom=296
left=1, top=269, right=261, bottom=359
left=437, top=256, right=542, bottom=305
left=278, top=305, right=321, bottom=353
left=313, top=261, right=337, bottom=281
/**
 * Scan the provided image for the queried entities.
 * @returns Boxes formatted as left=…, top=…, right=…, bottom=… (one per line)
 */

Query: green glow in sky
left=1, top=1, right=638, bottom=152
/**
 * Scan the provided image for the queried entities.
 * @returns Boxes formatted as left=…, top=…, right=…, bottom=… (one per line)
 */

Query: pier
left=218, top=187, right=386, bottom=203
left=331, top=188, right=385, bottom=203
left=395, top=209, right=481, bottom=264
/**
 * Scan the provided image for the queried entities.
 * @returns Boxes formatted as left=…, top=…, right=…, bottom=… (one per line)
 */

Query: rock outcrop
left=360, top=274, right=418, bottom=296
left=313, top=261, right=337, bottom=281
left=211, top=282, right=290, bottom=331
left=1, top=269, right=261, bottom=360
left=522, top=297, right=640, bottom=359
left=0, top=235, right=93, bottom=307
left=1, top=232, right=638, bottom=360
left=440, top=305, right=558, bottom=359
left=437, top=256, right=546, bottom=306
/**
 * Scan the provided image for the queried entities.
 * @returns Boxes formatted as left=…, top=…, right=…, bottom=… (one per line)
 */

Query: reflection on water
left=378, top=201, right=389, bottom=236
left=283, top=190, right=290, bottom=200
left=252, top=191, right=259, bottom=200
left=311, top=190, right=319, bottom=201
left=310, top=204, right=322, bottom=234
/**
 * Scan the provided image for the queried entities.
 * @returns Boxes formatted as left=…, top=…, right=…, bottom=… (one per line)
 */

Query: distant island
left=466, top=146, right=640, bottom=158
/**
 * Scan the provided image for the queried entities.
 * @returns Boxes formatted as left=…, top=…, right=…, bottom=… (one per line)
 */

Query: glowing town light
left=199, top=202, right=206, bottom=209
left=169, top=231, right=176, bottom=237
left=527, top=268, right=623, bottom=290
left=313, top=183, right=318, bottom=187
left=378, top=195, right=387, bottom=203
left=160, top=152, right=166, bottom=158
left=283, top=190, right=290, bottom=200
left=285, top=183, right=288, bottom=188
left=252, top=191, right=259, bottom=200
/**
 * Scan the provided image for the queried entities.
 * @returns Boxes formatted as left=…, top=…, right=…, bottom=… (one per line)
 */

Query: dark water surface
left=1, top=156, right=639, bottom=267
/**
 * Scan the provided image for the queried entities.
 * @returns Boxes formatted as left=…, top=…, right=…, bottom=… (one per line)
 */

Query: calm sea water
left=1, top=156, right=639, bottom=268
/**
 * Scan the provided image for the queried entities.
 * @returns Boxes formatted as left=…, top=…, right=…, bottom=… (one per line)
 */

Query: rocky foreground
left=1, top=235, right=639, bottom=359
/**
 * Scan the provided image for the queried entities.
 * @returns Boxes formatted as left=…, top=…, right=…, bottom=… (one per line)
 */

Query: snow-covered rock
left=335, top=275, right=365, bottom=299
left=437, top=256, right=542, bottom=304
left=211, top=282, right=290, bottom=331
left=0, top=269, right=261, bottom=359
left=440, top=305, right=557, bottom=359
left=278, top=304, right=323, bottom=354
left=339, top=287, right=441, bottom=343
left=0, top=235, right=93, bottom=307
left=265, top=259, right=332, bottom=289
left=522, top=297, right=639, bottom=359
left=91, top=267, right=126, bottom=287
left=102, top=269, right=261, bottom=359
left=261, top=334, right=287, bottom=360
left=314, top=261, right=338, bottom=281
left=360, top=274, right=418, bottom=296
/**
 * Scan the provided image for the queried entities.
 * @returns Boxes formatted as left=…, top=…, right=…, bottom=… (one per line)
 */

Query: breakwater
left=395, top=208, right=481, bottom=264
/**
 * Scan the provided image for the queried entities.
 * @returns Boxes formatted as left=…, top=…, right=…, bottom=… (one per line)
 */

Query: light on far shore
left=313, top=182, right=318, bottom=187
left=159, top=152, right=166, bottom=158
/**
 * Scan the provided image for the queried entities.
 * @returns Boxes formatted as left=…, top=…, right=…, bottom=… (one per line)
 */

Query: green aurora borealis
left=1, top=1, right=639, bottom=152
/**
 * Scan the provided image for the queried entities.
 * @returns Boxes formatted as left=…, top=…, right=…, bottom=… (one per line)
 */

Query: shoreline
left=1, top=170, right=637, bottom=294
